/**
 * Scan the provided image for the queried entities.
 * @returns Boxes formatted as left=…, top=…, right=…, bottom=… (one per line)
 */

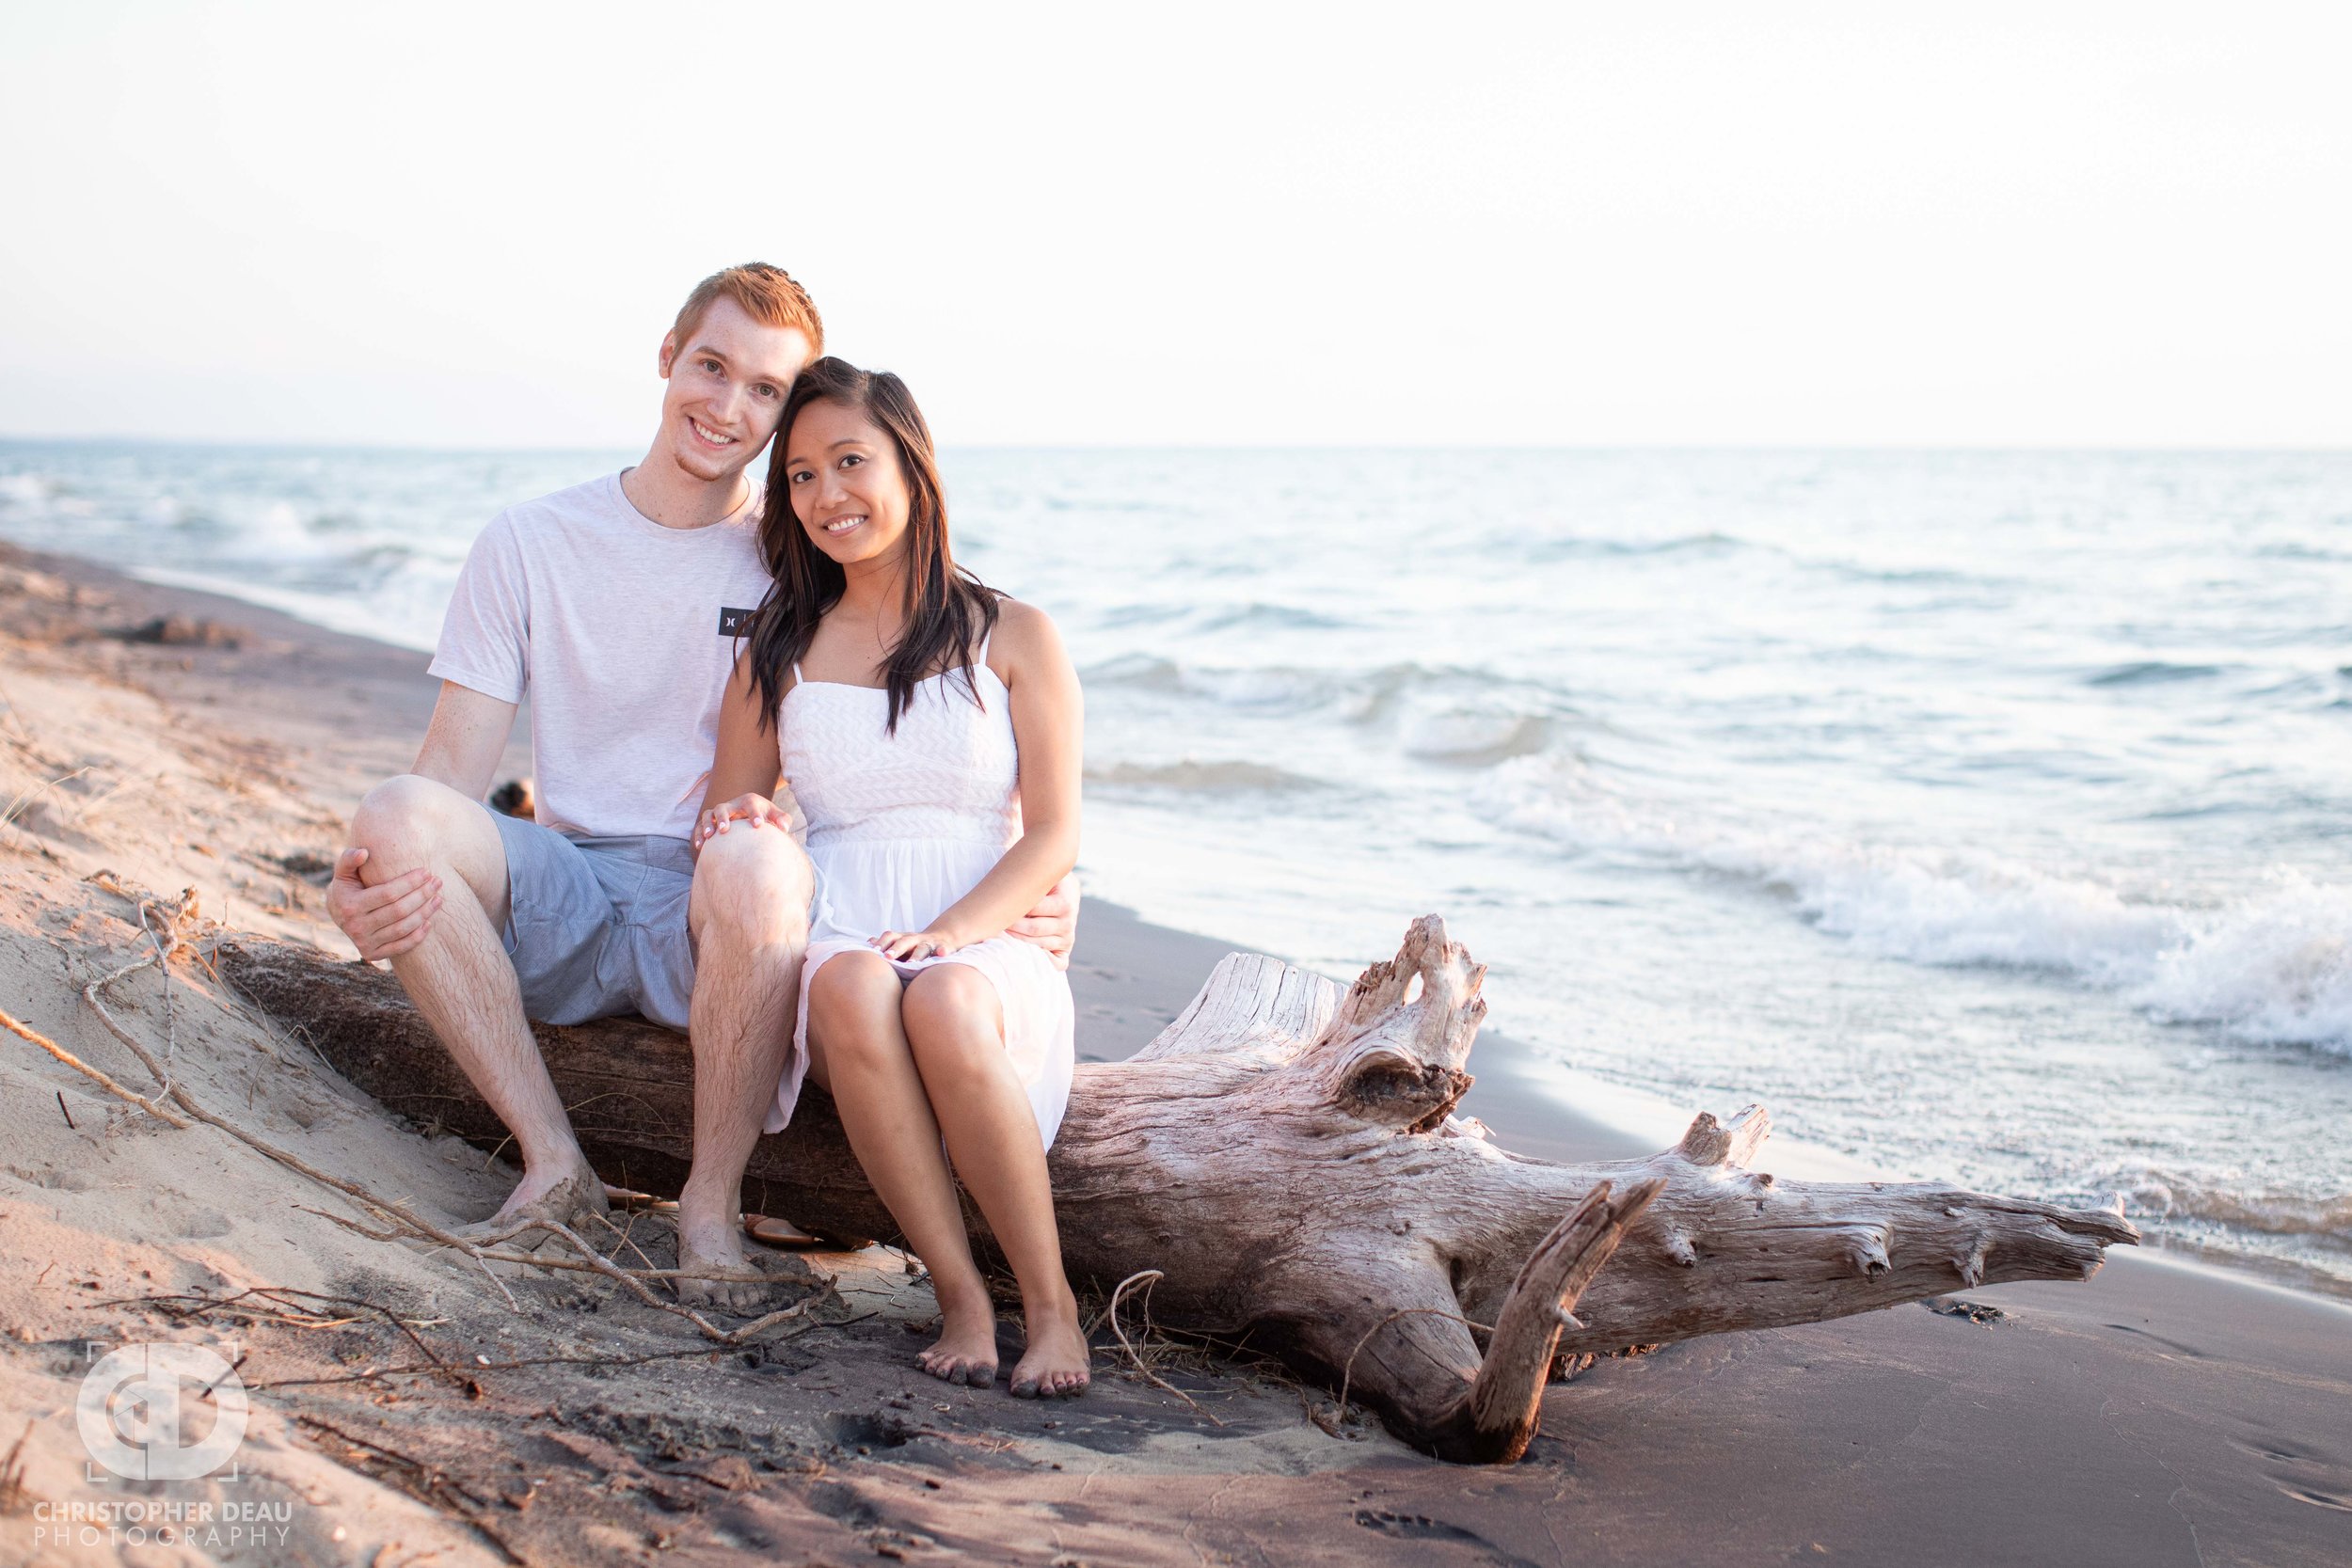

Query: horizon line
left=4, top=432, right=2350, bottom=458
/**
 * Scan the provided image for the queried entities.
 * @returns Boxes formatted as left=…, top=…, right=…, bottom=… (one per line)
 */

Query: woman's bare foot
left=916, top=1283, right=1000, bottom=1387
left=1008, top=1301, right=1091, bottom=1400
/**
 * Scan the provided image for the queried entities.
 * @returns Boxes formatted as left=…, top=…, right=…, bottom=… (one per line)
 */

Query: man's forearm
left=408, top=738, right=500, bottom=802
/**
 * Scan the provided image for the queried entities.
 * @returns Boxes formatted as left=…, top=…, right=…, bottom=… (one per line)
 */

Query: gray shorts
left=493, top=812, right=695, bottom=1033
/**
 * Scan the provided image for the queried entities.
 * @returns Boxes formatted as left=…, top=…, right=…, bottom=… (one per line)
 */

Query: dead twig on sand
left=0, top=766, right=90, bottom=837
left=294, top=1416, right=525, bottom=1566
left=1103, top=1270, right=1222, bottom=1426
left=5, top=893, right=825, bottom=1346
left=113, top=1288, right=471, bottom=1392
left=0, top=670, right=37, bottom=752
left=246, top=1344, right=726, bottom=1393
left=593, top=1207, right=667, bottom=1285
left=0, top=1418, right=31, bottom=1516
left=0, top=1004, right=190, bottom=1128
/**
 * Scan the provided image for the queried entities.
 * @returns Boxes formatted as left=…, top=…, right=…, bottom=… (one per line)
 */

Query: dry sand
left=1, top=541, right=2347, bottom=1567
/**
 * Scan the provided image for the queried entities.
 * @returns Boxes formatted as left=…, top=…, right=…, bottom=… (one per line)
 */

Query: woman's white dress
left=762, top=646, right=1074, bottom=1148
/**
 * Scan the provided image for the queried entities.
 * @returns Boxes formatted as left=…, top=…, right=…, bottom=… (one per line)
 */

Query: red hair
left=670, top=263, right=825, bottom=356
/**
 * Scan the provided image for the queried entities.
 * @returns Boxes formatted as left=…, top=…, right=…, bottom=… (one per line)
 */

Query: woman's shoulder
left=989, top=594, right=1055, bottom=640
left=983, top=597, right=1071, bottom=682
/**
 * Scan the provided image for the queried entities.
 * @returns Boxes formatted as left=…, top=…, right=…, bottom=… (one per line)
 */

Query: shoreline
left=4, top=539, right=2348, bottom=1564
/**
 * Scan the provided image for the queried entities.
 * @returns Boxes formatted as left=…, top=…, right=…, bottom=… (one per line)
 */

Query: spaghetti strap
left=790, top=658, right=804, bottom=685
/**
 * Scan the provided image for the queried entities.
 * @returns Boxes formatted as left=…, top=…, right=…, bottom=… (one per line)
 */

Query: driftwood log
left=219, top=917, right=2136, bottom=1464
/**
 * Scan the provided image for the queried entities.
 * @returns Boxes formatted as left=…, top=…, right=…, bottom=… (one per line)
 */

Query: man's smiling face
left=652, top=294, right=815, bottom=485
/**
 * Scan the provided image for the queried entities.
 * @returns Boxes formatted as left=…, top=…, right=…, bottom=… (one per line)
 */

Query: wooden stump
left=219, top=917, right=2135, bottom=1464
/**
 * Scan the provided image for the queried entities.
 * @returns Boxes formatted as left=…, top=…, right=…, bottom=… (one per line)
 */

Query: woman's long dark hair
left=744, top=357, right=998, bottom=734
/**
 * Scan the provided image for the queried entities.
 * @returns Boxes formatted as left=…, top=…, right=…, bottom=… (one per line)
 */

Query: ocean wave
left=1477, top=754, right=2352, bottom=1052
left=1400, top=712, right=1551, bottom=766
left=1081, top=653, right=1187, bottom=690
left=1080, top=654, right=1575, bottom=773
left=2254, top=541, right=2352, bottom=562
left=1086, top=758, right=1325, bottom=792
left=2087, top=660, right=2225, bottom=687
left=1527, top=531, right=1750, bottom=562
left=0, top=471, right=56, bottom=507
left=1078, top=654, right=1350, bottom=713
left=1819, top=561, right=1994, bottom=586
left=2115, top=1174, right=2352, bottom=1241
left=1195, top=603, right=1357, bottom=634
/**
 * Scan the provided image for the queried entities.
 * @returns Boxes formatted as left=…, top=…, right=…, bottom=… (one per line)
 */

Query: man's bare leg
left=678, top=824, right=812, bottom=1309
left=349, top=774, right=607, bottom=1234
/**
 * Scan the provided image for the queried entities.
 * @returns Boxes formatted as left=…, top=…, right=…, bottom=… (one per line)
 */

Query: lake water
left=5, top=440, right=2347, bottom=1293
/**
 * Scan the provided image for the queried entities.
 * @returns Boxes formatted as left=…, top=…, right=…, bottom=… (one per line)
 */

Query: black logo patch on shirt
left=719, top=607, right=757, bottom=637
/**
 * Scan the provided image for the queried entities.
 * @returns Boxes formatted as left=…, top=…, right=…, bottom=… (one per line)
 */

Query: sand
left=1, top=540, right=2347, bottom=1567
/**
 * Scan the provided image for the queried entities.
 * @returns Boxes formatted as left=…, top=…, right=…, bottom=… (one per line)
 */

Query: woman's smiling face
left=784, top=398, right=912, bottom=568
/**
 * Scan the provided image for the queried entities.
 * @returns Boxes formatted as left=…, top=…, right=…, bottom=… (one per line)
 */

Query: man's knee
left=691, top=828, right=813, bottom=943
left=350, top=775, right=507, bottom=920
left=351, top=775, right=475, bottom=877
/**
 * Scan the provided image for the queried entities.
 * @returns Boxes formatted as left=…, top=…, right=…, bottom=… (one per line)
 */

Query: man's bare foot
left=458, top=1158, right=609, bottom=1248
left=676, top=1216, right=771, bottom=1313
left=915, top=1285, right=1000, bottom=1387
left=1008, top=1305, right=1091, bottom=1400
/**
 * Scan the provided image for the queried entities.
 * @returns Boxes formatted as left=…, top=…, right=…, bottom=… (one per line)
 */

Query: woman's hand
left=870, top=927, right=966, bottom=962
left=692, top=792, right=791, bottom=853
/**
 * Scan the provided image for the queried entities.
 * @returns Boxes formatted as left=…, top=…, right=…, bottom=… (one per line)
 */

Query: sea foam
left=1478, top=753, right=2352, bottom=1053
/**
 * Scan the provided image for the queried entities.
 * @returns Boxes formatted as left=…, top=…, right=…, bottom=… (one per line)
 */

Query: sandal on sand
left=744, top=1212, right=859, bottom=1249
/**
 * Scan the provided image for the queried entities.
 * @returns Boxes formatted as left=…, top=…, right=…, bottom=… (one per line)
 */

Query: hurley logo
left=718, top=608, right=757, bottom=637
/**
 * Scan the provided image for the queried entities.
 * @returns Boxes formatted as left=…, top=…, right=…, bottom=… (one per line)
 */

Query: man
left=327, top=263, right=1076, bottom=1309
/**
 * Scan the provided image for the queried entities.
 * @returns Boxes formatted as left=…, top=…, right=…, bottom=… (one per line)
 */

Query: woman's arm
left=874, top=601, right=1082, bottom=958
left=691, top=653, right=799, bottom=852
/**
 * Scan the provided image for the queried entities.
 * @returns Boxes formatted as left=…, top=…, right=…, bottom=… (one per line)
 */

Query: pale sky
left=3, top=3, right=2347, bottom=448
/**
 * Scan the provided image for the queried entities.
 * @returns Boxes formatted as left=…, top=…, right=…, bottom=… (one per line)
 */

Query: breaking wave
left=1477, top=754, right=2352, bottom=1053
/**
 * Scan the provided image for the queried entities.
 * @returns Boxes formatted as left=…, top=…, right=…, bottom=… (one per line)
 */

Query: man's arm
left=408, top=681, right=521, bottom=800
left=326, top=682, right=520, bottom=958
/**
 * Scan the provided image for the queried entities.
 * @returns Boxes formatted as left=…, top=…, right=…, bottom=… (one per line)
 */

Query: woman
left=694, top=357, right=1089, bottom=1398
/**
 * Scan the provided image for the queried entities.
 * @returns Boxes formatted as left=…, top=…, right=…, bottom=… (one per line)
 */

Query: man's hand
left=327, top=847, right=444, bottom=961
left=1007, top=872, right=1080, bottom=971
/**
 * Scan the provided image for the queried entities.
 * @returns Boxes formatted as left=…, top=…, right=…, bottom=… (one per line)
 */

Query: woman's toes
left=962, top=1362, right=996, bottom=1388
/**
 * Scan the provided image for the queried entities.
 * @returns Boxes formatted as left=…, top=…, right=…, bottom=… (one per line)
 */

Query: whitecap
left=1399, top=711, right=1551, bottom=766
left=1475, top=753, right=2352, bottom=1053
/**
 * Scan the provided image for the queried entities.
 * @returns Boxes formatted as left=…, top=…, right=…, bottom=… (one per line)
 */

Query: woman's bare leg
left=803, top=952, right=1002, bottom=1386
left=900, top=964, right=1090, bottom=1398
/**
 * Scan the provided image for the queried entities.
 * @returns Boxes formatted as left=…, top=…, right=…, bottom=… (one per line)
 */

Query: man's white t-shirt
left=428, top=471, right=773, bottom=841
